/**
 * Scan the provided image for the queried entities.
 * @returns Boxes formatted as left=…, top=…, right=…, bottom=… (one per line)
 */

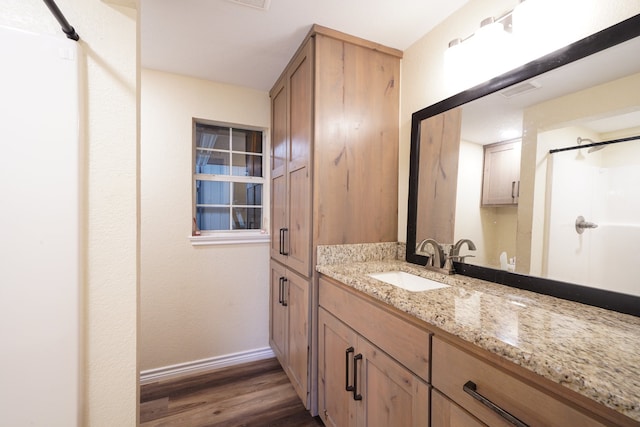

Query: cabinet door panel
left=287, top=165, right=311, bottom=275
left=289, top=43, right=312, bottom=170
left=286, top=41, right=312, bottom=277
left=269, top=261, right=287, bottom=363
left=318, top=308, right=357, bottom=427
left=286, top=270, right=310, bottom=406
left=271, top=80, right=287, bottom=175
left=271, top=79, right=288, bottom=262
left=432, top=389, right=486, bottom=427
left=482, top=140, right=521, bottom=206
left=357, top=338, right=429, bottom=427
left=271, top=173, right=287, bottom=263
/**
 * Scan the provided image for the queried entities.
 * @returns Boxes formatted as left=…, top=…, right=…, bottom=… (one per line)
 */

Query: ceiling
left=460, top=34, right=640, bottom=145
left=140, top=0, right=470, bottom=91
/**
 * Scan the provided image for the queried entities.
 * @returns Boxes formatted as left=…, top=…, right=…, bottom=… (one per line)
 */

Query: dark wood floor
left=140, top=357, right=324, bottom=427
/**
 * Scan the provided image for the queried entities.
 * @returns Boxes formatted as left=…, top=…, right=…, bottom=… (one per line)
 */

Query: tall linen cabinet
left=269, top=25, right=401, bottom=412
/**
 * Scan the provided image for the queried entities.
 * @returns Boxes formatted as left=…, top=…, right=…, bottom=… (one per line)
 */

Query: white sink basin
left=367, top=271, right=450, bottom=292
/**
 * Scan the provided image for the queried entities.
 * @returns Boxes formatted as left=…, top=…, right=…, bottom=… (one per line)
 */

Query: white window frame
left=189, top=118, right=270, bottom=246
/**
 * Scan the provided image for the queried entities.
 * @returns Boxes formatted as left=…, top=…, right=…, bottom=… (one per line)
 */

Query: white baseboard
left=139, top=347, right=276, bottom=385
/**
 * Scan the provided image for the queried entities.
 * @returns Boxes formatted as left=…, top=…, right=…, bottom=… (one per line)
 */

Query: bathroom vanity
left=316, top=243, right=640, bottom=426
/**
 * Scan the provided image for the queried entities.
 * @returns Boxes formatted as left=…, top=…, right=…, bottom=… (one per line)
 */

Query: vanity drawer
left=319, top=276, right=431, bottom=382
left=432, top=389, right=486, bottom=427
left=432, top=337, right=608, bottom=427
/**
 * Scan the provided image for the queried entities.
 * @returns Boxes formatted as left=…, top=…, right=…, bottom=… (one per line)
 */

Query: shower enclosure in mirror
left=407, top=14, right=640, bottom=316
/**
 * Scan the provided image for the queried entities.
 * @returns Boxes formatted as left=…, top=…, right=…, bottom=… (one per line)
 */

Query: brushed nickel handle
left=575, top=216, right=598, bottom=234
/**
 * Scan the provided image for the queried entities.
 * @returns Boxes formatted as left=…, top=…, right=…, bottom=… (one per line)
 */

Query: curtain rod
left=43, top=0, right=79, bottom=41
left=549, top=134, right=640, bottom=154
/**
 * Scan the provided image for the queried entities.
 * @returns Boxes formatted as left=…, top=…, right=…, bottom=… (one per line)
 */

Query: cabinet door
left=286, top=41, right=312, bottom=277
left=318, top=308, right=357, bottom=427
left=432, top=389, right=486, bottom=427
left=270, top=80, right=288, bottom=263
left=482, top=140, right=521, bottom=206
left=357, top=338, right=429, bottom=427
left=269, top=261, right=287, bottom=363
left=286, top=270, right=310, bottom=407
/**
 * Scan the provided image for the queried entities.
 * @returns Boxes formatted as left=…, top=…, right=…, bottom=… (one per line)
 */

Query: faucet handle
left=450, top=254, right=476, bottom=263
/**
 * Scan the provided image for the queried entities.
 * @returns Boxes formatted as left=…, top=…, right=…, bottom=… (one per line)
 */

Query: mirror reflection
left=413, top=27, right=640, bottom=298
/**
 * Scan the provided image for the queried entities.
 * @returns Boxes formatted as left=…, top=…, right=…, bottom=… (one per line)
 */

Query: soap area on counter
left=316, top=242, right=640, bottom=423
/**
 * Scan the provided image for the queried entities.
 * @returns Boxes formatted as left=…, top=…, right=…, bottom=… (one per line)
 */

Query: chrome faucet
left=416, top=238, right=446, bottom=270
left=450, top=239, right=476, bottom=262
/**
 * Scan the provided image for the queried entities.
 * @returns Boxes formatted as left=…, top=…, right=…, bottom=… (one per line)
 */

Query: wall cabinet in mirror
left=481, top=139, right=521, bottom=206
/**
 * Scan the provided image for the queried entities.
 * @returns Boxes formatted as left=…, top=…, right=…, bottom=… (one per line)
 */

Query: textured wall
left=140, top=69, right=271, bottom=371
left=0, top=0, right=139, bottom=425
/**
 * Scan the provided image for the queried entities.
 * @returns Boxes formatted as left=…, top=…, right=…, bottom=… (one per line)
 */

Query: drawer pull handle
left=463, top=381, right=528, bottom=427
left=279, top=228, right=289, bottom=256
left=353, top=353, right=363, bottom=401
left=282, top=277, right=289, bottom=307
left=345, top=347, right=354, bottom=392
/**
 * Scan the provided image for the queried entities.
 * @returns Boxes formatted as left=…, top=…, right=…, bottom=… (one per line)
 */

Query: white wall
left=545, top=128, right=640, bottom=295
left=140, top=69, right=271, bottom=371
left=1, top=26, right=81, bottom=427
left=399, top=0, right=640, bottom=242
left=519, top=72, right=640, bottom=275
left=0, top=1, right=138, bottom=426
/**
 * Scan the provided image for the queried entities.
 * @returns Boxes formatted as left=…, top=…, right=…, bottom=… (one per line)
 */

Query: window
left=192, top=121, right=268, bottom=244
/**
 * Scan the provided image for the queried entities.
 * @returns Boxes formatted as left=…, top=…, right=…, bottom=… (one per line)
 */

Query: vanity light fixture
left=444, top=0, right=576, bottom=88
left=444, top=9, right=514, bottom=90
left=445, top=8, right=514, bottom=63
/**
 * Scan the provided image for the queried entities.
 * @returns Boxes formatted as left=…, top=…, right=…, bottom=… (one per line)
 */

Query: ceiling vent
left=227, top=0, right=271, bottom=11
left=500, top=80, right=542, bottom=98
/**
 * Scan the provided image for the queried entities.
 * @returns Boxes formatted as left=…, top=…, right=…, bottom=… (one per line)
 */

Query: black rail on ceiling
left=549, top=134, right=640, bottom=154
left=43, top=0, right=79, bottom=41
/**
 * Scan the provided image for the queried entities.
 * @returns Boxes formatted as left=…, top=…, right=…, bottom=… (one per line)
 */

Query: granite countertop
left=316, top=243, right=640, bottom=422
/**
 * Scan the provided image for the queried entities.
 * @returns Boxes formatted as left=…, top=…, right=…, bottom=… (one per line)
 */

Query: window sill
left=189, top=231, right=270, bottom=246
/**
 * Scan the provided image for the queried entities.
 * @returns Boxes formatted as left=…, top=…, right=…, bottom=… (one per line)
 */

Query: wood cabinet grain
left=432, top=336, right=617, bottom=427
left=318, top=278, right=431, bottom=427
left=269, top=25, right=402, bottom=413
left=318, top=307, right=429, bottom=427
left=269, top=261, right=310, bottom=406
